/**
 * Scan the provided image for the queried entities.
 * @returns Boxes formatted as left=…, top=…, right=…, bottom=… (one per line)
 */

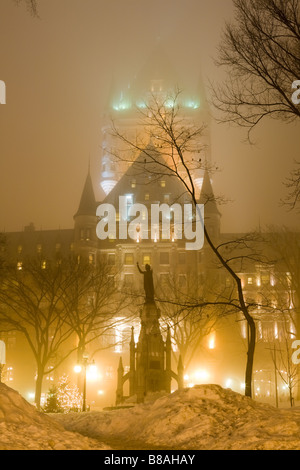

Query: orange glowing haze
left=0, top=0, right=299, bottom=234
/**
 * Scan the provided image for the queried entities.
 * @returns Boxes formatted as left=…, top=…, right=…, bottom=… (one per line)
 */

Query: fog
left=0, top=0, right=299, bottom=233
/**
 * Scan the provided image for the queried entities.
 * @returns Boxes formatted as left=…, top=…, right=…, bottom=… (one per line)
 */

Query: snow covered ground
left=0, top=383, right=109, bottom=450
left=2, top=382, right=300, bottom=450
left=53, top=384, right=300, bottom=450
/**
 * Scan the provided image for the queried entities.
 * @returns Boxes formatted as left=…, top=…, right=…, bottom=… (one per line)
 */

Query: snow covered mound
left=0, top=383, right=108, bottom=450
left=54, top=384, right=300, bottom=450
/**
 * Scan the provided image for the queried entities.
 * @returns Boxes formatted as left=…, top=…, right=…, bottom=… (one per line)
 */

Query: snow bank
left=54, top=384, right=300, bottom=450
left=0, top=383, right=109, bottom=450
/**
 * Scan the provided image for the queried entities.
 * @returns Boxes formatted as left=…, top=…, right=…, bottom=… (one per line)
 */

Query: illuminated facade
left=0, top=46, right=299, bottom=407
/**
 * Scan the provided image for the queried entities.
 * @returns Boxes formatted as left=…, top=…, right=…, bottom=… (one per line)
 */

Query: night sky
left=0, top=0, right=299, bottom=233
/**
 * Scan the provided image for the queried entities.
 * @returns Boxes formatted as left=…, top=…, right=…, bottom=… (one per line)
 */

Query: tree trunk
left=35, top=367, right=44, bottom=411
left=244, top=315, right=256, bottom=398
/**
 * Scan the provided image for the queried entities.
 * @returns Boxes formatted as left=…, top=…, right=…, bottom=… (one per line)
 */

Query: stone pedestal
left=116, top=301, right=184, bottom=405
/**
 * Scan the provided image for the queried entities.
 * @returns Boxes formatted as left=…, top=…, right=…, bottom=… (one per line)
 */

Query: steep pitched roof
left=103, top=142, right=190, bottom=206
left=74, top=171, right=97, bottom=218
left=199, top=169, right=221, bottom=215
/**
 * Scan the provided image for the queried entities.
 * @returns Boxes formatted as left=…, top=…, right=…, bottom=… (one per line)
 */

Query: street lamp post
left=74, top=353, right=97, bottom=412
left=0, top=340, right=6, bottom=383
left=82, top=353, right=88, bottom=412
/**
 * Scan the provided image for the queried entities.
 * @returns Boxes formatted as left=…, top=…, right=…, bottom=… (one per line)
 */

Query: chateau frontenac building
left=1, top=46, right=299, bottom=407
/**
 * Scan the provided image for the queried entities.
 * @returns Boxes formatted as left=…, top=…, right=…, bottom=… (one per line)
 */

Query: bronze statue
left=137, top=262, right=154, bottom=303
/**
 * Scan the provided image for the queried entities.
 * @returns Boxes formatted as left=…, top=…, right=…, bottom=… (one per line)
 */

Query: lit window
left=114, top=325, right=123, bottom=353
left=247, top=277, right=253, bottom=285
left=88, top=253, right=95, bottom=265
left=41, top=260, right=47, bottom=270
left=125, top=194, right=133, bottom=219
left=145, top=193, right=150, bottom=201
left=6, top=366, right=14, bottom=382
left=257, top=321, right=263, bottom=340
left=208, top=332, right=216, bottom=349
left=274, top=322, right=279, bottom=340
left=143, top=254, right=151, bottom=265
left=241, top=320, right=247, bottom=339
left=17, top=261, right=23, bottom=271
left=124, top=253, right=134, bottom=265
left=131, top=180, right=136, bottom=188
left=160, top=180, right=166, bottom=188
left=261, top=273, right=270, bottom=285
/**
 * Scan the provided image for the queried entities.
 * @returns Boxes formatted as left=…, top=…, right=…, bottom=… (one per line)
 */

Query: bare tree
left=0, top=258, right=130, bottom=408
left=212, top=0, right=300, bottom=138
left=260, top=227, right=300, bottom=398
left=283, top=162, right=300, bottom=210
left=266, top=227, right=300, bottom=326
left=0, top=260, right=75, bottom=408
left=110, top=90, right=260, bottom=397
left=155, top=272, right=219, bottom=369
left=61, top=259, right=132, bottom=364
left=269, top=325, right=298, bottom=407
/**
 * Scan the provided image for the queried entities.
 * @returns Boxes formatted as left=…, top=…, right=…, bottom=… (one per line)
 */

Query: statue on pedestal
left=137, top=262, right=154, bottom=303
left=115, top=263, right=184, bottom=405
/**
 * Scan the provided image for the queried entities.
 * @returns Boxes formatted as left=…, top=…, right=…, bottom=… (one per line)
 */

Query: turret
left=73, top=169, right=98, bottom=263
left=199, top=169, right=221, bottom=240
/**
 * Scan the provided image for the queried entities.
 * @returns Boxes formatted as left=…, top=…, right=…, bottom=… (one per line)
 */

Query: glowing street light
left=74, top=364, right=82, bottom=374
left=194, top=369, right=210, bottom=383
left=74, top=353, right=98, bottom=412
